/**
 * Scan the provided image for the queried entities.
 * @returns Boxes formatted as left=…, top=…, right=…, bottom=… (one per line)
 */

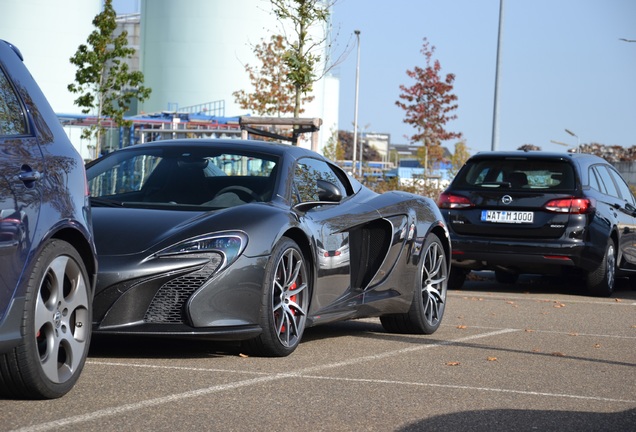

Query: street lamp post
left=352, top=30, right=361, bottom=177
left=565, top=128, right=580, bottom=152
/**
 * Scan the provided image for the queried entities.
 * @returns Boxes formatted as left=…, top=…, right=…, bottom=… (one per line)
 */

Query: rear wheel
left=381, top=233, right=448, bottom=334
left=244, top=238, right=309, bottom=357
left=0, top=239, right=92, bottom=399
left=586, top=239, right=616, bottom=297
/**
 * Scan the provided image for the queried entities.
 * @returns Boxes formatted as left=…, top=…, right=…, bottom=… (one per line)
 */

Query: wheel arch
left=281, top=227, right=314, bottom=273
left=50, top=227, right=97, bottom=293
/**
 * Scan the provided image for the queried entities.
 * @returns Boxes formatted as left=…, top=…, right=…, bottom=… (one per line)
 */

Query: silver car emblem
left=501, top=195, right=513, bottom=205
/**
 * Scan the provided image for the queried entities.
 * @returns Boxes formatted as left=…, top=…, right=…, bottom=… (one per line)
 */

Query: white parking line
left=11, top=329, right=513, bottom=432
left=11, top=327, right=631, bottom=432
left=303, top=375, right=636, bottom=404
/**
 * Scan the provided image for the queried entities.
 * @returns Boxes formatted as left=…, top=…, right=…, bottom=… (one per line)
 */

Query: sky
left=114, top=0, right=636, bottom=155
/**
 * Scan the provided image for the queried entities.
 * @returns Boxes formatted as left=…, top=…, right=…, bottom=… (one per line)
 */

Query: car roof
left=469, top=151, right=608, bottom=165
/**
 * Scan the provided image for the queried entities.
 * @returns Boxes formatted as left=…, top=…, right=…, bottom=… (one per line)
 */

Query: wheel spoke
left=271, top=246, right=308, bottom=348
left=421, top=239, right=448, bottom=326
left=35, top=254, right=90, bottom=383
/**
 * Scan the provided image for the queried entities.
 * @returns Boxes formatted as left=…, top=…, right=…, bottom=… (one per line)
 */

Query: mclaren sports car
left=85, top=139, right=450, bottom=357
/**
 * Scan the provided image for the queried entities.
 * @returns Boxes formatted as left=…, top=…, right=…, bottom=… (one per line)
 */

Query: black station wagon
left=438, top=151, right=636, bottom=296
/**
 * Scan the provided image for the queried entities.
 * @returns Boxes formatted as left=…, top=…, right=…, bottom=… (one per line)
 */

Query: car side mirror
left=317, top=179, right=342, bottom=202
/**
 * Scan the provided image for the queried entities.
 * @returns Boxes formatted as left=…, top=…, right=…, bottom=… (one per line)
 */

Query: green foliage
left=270, top=0, right=331, bottom=118
left=68, top=0, right=150, bottom=159
left=322, top=129, right=344, bottom=162
left=233, top=35, right=313, bottom=116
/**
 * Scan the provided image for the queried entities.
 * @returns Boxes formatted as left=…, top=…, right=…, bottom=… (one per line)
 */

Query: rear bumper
left=450, top=236, right=601, bottom=274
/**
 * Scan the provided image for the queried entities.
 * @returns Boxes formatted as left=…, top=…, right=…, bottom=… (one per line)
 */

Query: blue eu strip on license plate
left=481, top=210, right=534, bottom=223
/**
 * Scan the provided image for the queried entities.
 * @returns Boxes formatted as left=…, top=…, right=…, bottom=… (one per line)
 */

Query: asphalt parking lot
left=2, top=272, right=635, bottom=432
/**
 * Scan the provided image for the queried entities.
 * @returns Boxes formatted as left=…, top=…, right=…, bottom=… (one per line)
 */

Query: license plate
left=481, top=210, right=534, bottom=223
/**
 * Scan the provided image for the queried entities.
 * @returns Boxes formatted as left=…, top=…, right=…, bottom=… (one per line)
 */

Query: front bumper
left=93, top=253, right=268, bottom=339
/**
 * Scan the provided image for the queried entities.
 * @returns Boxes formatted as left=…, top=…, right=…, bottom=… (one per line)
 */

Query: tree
left=322, top=129, right=345, bottom=162
left=449, top=141, right=471, bottom=177
left=270, top=0, right=332, bottom=118
left=68, top=0, right=151, bottom=159
left=396, top=38, right=461, bottom=170
left=233, top=35, right=314, bottom=117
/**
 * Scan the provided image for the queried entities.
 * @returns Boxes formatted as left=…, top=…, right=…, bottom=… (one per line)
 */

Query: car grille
left=144, top=253, right=223, bottom=324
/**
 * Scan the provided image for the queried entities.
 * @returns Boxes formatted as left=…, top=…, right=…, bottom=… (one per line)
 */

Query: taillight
left=544, top=197, right=594, bottom=214
left=438, top=192, right=473, bottom=209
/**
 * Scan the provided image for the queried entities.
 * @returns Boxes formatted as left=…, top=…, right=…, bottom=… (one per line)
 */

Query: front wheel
left=244, top=238, right=309, bottom=357
left=0, top=239, right=92, bottom=399
left=381, top=233, right=448, bottom=334
left=586, top=239, right=616, bottom=297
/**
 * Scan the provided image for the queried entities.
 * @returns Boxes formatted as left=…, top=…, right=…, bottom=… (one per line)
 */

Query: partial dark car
left=0, top=40, right=97, bottom=398
left=438, top=151, right=636, bottom=296
left=85, top=139, right=450, bottom=356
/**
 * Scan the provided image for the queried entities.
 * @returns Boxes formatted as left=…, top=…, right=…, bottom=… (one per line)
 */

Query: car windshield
left=87, top=147, right=279, bottom=209
left=453, top=159, right=576, bottom=191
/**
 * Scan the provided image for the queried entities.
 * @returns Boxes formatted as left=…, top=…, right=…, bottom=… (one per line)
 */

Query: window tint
left=293, top=158, right=347, bottom=204
left=594, top=165, right=620, bottom=198
left=455, top=159, right=575, bottom=191
left=0, top=67, right=27, bottom=136
left=609, top=168, right=635, bottom=205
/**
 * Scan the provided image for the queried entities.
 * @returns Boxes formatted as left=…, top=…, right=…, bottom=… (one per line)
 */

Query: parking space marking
left=12, top=329, right=514, bottom=432
left=302, top=375, right=636, bottom=404
left=441, top=324, right=636, bottom=340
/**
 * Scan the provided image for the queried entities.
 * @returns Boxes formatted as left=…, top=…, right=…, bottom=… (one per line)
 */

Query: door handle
left=18, top=170, right=41, bottom=182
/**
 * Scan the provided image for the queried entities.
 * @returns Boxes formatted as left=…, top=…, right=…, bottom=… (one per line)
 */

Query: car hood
left=92, top=207, right=211, bottom=256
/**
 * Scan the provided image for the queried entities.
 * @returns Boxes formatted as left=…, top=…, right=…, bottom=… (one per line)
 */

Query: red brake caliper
left=281, top=281, right=298, bottom=334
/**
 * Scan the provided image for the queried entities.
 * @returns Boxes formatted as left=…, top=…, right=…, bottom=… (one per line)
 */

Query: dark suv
left=438, top=151, right=636, bottom=296
left=0, top=40, right=97, bottom=398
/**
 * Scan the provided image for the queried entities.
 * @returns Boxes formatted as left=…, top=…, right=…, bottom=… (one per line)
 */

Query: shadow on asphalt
left=88, top=318, right=446, bottom=360
left=455, top=271, right=636, bottom=300
left=398, top=407, right=636, bottom=432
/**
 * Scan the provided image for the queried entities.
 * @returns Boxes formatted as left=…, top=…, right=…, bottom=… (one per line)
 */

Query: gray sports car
left=86, top=139, right=450, bottom=356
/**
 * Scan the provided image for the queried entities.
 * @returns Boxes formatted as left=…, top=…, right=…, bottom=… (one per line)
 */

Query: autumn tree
left=233, top=35, right=313, bottom=116
left=396, top=38, right=461, bottom=171
left=270, top=0, right=332, bottom=118
left=68, top=0, right=151, bottom=159
left=449, top=141, right=471, bottom=177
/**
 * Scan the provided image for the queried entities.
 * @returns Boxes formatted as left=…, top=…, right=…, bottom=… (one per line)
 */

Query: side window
left=0, top=67, right=27, bottom=136
left=589, top=167, right=604, bottom=193
left=609, top=168, right=636, bottom=206
left=594, top=165, right=620, bottom=198
left=293, top=158, right=347, bottom=205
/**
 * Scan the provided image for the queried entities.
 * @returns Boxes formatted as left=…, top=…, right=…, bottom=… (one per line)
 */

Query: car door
left=0, top=63, right=43, bottom=318
left=292, top=157, right=375, bottom=316
left=602, top=165, right=636, bottom=265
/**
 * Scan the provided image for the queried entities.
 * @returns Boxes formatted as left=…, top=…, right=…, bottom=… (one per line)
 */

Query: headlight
left=155, top=231, right=248, bottom=269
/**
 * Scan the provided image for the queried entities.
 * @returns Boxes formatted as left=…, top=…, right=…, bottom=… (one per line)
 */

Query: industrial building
left=1, top=0, right=339, bottom=160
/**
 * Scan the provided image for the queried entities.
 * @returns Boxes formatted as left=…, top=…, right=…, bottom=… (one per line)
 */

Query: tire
left=380, top=233, right=448, bottom=334
left=244, top=238, right=309, bottom=357
left=448, top=268, right=468, bottom=290
left=586, top=238, right=616, bottom=297
left=495, top=269, right=519, bottom=284
left=0, top=239, right=92, bottom=399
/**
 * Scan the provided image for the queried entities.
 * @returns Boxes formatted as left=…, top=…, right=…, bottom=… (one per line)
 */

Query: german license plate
left=481, top=210, right=534, bottom=223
